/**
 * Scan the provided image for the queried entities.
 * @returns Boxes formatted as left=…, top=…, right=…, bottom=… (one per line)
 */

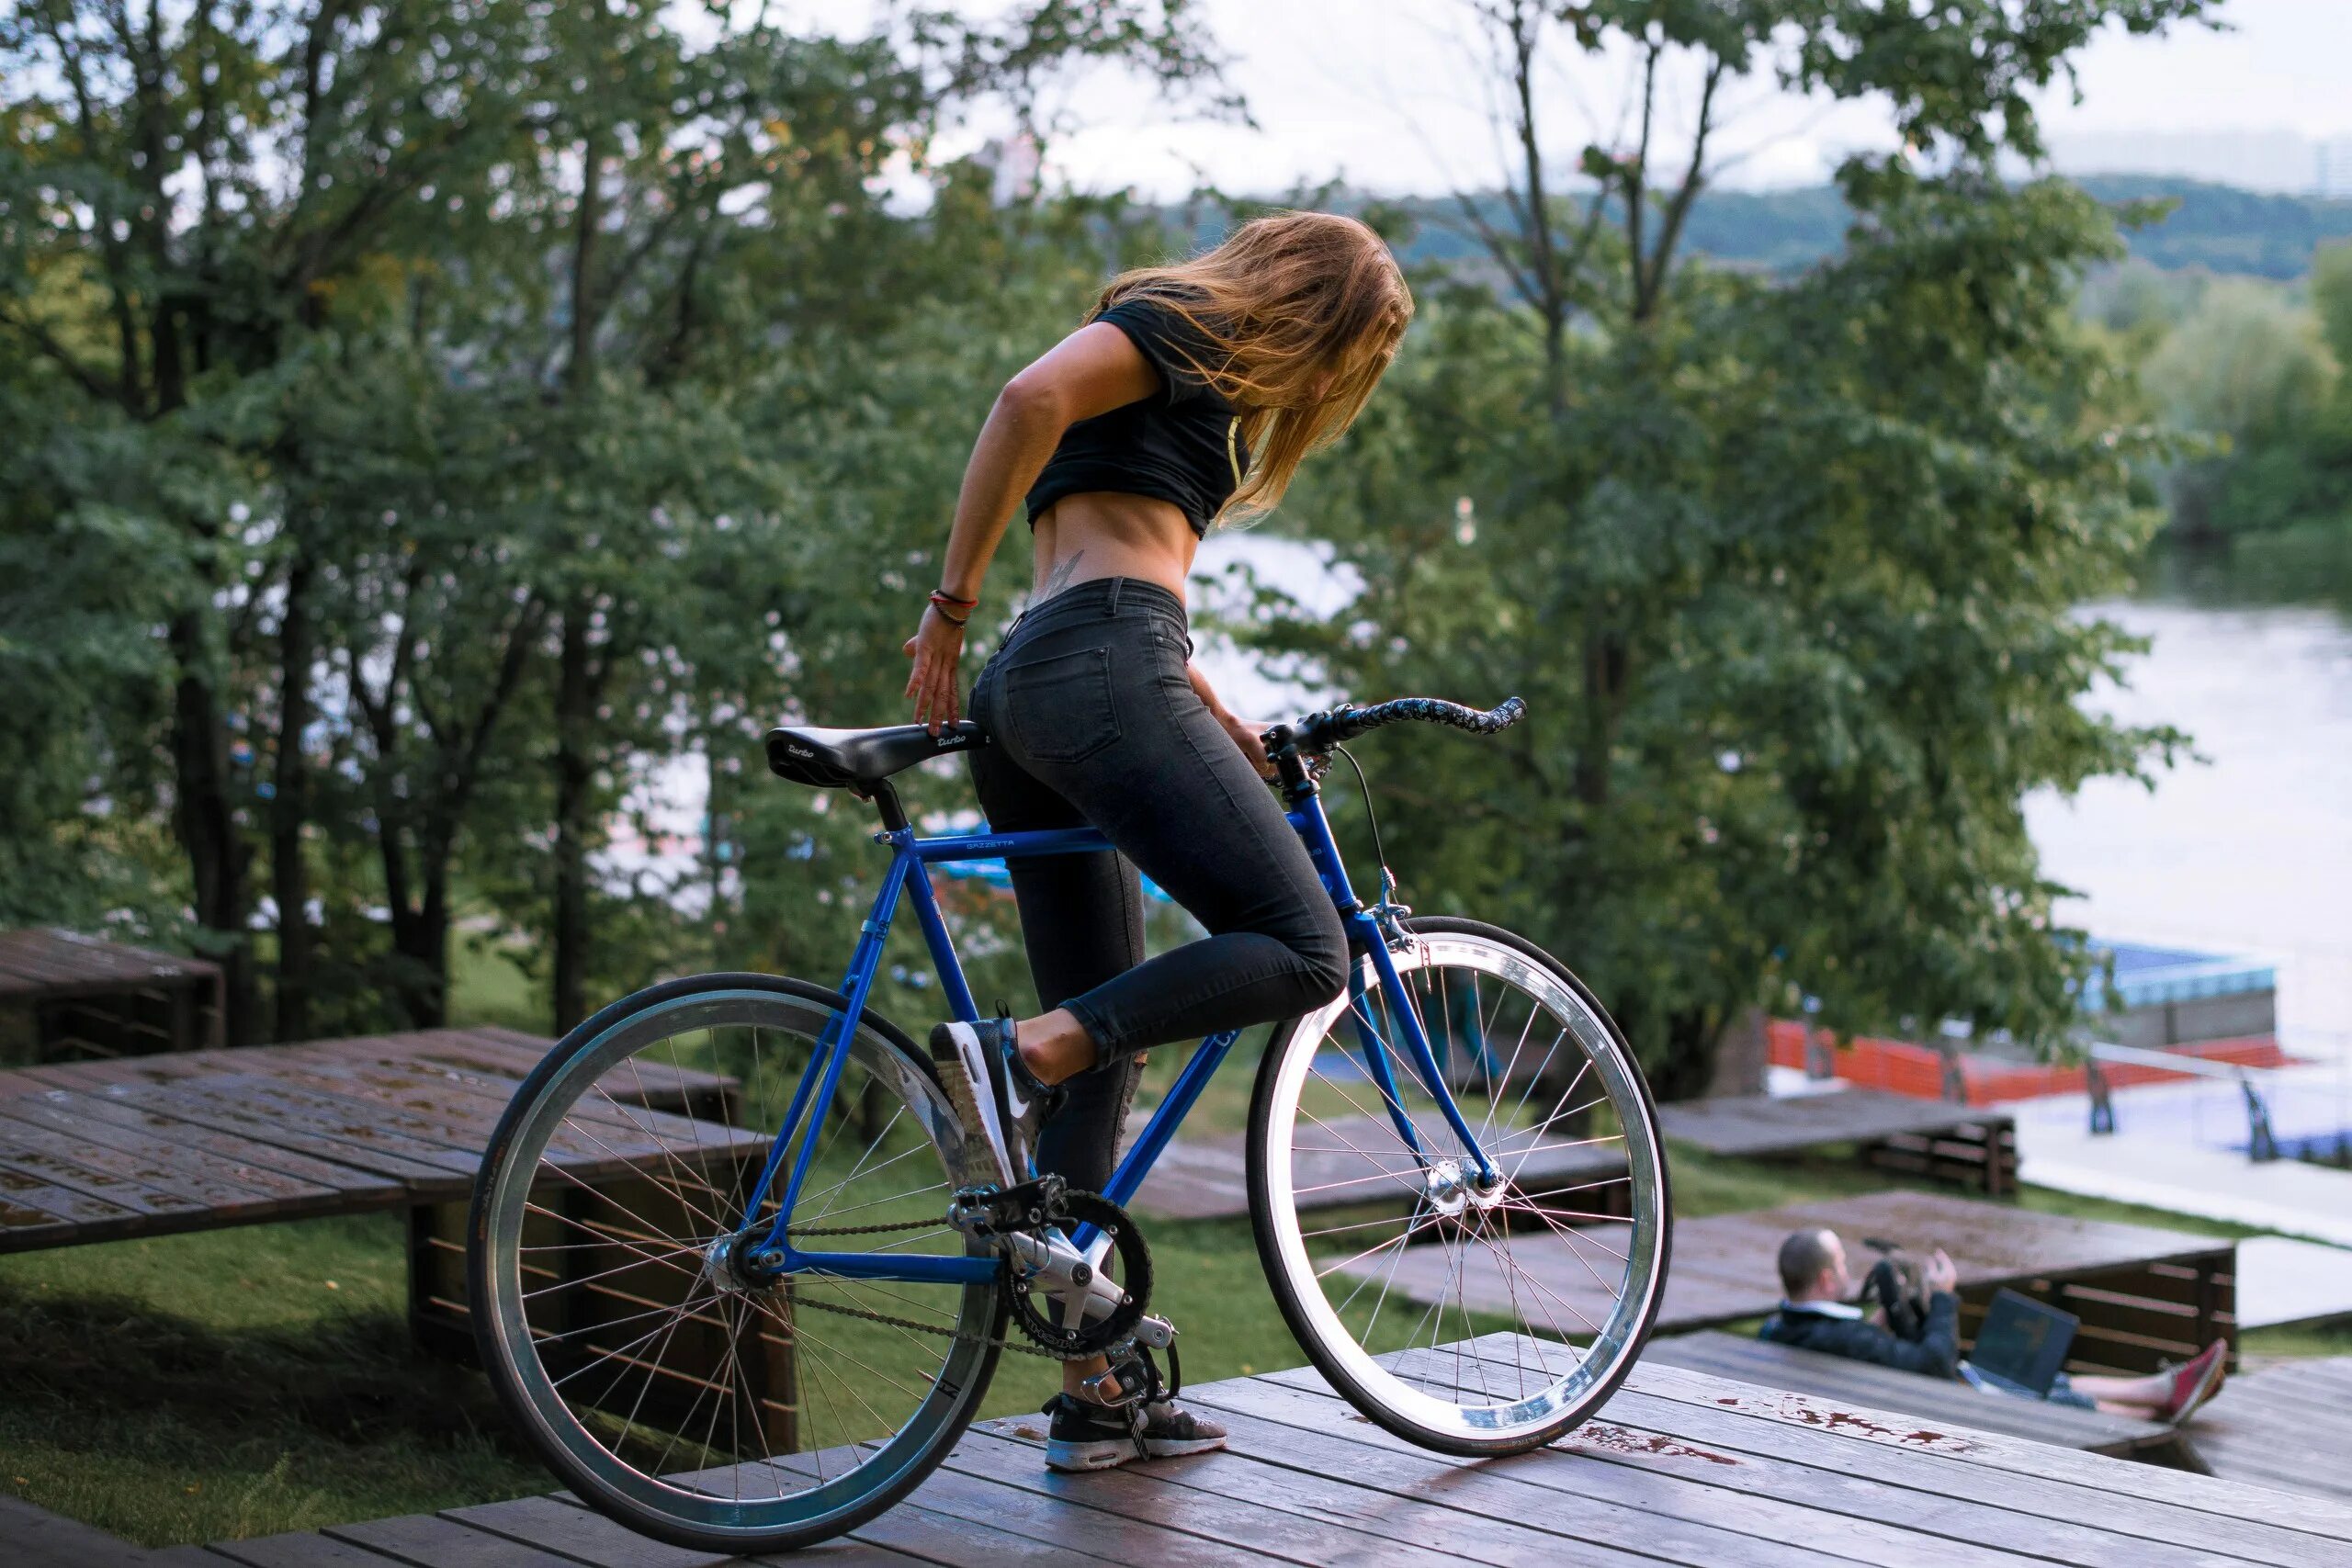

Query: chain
left=781, top=1217, right=950, bottom=1237
left=775, top=1215, right=1091, bottom=1360
left=789, top=1288, right=1078, bottom=1359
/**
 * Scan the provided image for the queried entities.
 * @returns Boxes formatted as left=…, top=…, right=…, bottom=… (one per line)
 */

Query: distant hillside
left=1384, top=175, right=2352, bottom=281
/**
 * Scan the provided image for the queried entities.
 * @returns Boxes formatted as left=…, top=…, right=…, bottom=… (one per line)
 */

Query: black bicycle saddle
left=765, top=720, right=989, bottom=791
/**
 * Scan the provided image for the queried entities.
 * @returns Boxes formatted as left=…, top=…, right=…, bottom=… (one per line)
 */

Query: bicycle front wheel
left=1249, top=917, right=1669, bottom=1455
left=468, top=973, right=1004, bottom=1553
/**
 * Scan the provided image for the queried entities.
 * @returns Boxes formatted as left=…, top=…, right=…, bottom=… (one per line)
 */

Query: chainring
left=1005, top=1190, right=1151, bottom=1359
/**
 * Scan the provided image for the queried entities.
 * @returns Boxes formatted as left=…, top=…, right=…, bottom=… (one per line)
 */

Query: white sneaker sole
left=1045, top=1437, right=1136, bottom=1472
left=932, top=1022, right=1014, bottom=1188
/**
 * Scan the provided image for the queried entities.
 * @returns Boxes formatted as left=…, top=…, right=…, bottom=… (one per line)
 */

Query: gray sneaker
left=929, top=1016, right=1061, bottom=1185
left=1042, top=1393, right=1228, bottom=1472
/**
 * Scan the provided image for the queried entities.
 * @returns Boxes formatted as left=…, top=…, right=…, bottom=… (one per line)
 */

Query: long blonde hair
left=1093, top=210, right=1412, bottom=524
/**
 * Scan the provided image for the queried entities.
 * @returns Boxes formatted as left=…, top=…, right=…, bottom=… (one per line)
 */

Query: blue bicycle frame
left=736, top=788, right=1498, bottom=1286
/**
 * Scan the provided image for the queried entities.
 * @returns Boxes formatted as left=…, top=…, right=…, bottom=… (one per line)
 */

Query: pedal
left=946, top=1174, right=1070, bottom=1239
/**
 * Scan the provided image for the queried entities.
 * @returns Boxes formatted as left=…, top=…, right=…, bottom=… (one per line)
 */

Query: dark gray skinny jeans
left=967, top=576, right=1349, bottom=1193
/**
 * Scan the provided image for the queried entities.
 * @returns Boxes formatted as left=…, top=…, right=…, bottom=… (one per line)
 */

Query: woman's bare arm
left=904, top=323, right=1162, bottom=729
left=1186, top=661, right=1274, bottom=779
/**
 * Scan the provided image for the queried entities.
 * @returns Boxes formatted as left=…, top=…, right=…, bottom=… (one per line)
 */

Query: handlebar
left=1264, top=695, right=1527, bottom=762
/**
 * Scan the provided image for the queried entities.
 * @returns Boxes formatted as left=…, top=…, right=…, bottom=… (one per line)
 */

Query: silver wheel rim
left=476, top=988, right=998, bottom=1539
left=1262, top=933, right=1666, bottom=1441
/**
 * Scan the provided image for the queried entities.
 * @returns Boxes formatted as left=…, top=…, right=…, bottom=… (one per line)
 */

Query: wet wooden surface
left=101, top=1333, right=2352, bottom=1566
left=1645, top=1329, right=2187, bottom=1458
left=1132, top=1113, right=1628, bottom=1222
left=1656, top=1089, right=2012, bottom=1156
left=2185, top=1353, right=2352, bottom=1504
left=1337, top=1189, right=2233, bottom=1372
left=0, top=1029, right=752, bottom=1255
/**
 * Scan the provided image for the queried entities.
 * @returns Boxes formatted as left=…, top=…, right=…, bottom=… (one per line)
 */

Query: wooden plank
left=937, top=1431, right=1512, bottom=1568
left=1185, top=1372, right=2034, bottom=1568
left=1020, top=1391, right=2011, bottom=1568
left=0, top=1098, right=335, bottom=1220
left=0, top=1156, right=145, bottom=1236
left=326, top=1513, right=599, bottom=1568
left=0, top=1495, right=157, bottom=1568
left=1365, top=1334, right=2352, bottom=1552
left=105, top=1080, right=469, bottom=1187
left=773, top=1450, right=1295, bottom=1567
left=0, top=1131, right=212, bottom=1222
left=1274, top=1354, right=2330, bottom=1568
left=55, top=1091, right=406, bottom=1202
left=2186, top=1356, right=2352, bottom=1504
left=1644, top=1331, right=2177, bottom=1454
left=204, top=1531, right=413, bottom=1566
left=439, top=1496, right=730, bottom=1568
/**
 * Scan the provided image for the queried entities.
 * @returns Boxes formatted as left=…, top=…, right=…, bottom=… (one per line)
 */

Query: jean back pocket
left=1003, top=647, right=1121, bottom=764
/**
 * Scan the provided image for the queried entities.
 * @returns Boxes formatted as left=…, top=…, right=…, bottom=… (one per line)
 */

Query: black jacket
left=1757, top=1292, right=1962, bottom=1379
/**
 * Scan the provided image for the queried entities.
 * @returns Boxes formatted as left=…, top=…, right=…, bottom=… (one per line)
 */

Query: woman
left=901, top=210, right=1412, bottom=1471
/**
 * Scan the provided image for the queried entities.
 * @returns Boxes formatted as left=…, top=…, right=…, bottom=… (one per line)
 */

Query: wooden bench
left=0, top=928, right=222, bottom=1061
left=0, top=1027, right=796, bottom=1450
left=1644, top=1329, right=2193, bottom=1462
left=2179, top=1353, right=2352, bottom=1504
left=1658, top=1088, right=2018, bottom=1197
left=124, top=1330, right=2352, bottom=1568
left=1339, top=1189, right=2235, bottom=1375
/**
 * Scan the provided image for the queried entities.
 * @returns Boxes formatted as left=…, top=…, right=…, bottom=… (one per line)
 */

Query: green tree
left=1252, top=0, right=2204, bottom=1095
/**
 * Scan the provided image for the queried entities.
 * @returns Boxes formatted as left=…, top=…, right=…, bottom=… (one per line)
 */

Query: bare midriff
left=1031, top=491, right=1199, bottom=606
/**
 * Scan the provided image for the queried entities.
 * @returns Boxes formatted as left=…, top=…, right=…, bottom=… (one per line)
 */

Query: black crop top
left=1023, top=296, right=1249, bottom=537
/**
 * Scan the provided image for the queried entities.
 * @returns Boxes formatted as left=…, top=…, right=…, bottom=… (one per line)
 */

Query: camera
left=1857, top=1236, right=1935, bottom=1342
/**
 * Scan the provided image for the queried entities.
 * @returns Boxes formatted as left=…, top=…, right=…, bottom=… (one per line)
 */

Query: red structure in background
left=1766, top=1019, right=2293, bottom=1105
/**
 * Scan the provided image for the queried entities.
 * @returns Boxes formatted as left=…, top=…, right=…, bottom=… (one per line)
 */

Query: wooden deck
left=1657, top=1089, right=2018, bottom=1196
left=98, top=1333, right=2352, bottom=1566
left=0, top=1027, right=750, bottom=1251
left=1132, top=1114, right=1628, bottom=1223
left=1340, top=1189, right=2235, bottom=1374
left=0, top=926, right=222, bottom=1060
left=0, top=1027, right=776, bottom=1447
left=1644, top=1329, right=2190, bottom=1461
left=2186, top=1354, right=2352, bottom=1505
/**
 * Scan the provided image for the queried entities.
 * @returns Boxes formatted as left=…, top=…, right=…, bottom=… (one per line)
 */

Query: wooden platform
left=1340, top=1189, right=2235, bottom=1374
left=0, top=1027, right=750, bottom=1251
left=1132, top=1114, right=1629, bottom=1223
left=109, top=1332, right=2352, bottom=1566
left=0, top=1027, right=779, bottom=1448
left=0, top=927, right=222, bottom=1060
left=1657, top=1089, right=2018, bottom=1196
left=2186, top=1354, right=2352, bottom=1505
left=1645, top=1329, right=2190, bottom=1461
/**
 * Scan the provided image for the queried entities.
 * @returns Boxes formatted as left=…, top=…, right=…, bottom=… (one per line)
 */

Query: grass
left=6, top=1059, right=2346, bottom=1547
left=0, top=1214, right=547, bottom=1549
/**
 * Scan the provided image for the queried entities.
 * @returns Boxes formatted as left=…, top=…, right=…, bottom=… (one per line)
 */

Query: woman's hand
left=1216, top=709, right=1276, bottom=779
left=903, top=605, right=967, bottom=732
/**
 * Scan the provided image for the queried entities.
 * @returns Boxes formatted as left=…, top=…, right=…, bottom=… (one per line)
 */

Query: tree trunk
left=168, top=612, right=254, bottom=1044
left=272, top=555, right=315, bottom=1042
left=552, top=602, right=595, bottom=1032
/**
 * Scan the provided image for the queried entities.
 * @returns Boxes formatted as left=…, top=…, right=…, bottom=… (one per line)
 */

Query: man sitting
left=1759, top=1226, right=2226, bottom=1421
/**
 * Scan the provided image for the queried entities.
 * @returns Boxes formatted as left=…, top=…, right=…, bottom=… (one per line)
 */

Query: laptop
left=1966, top=1288, right=2078, bottom=1396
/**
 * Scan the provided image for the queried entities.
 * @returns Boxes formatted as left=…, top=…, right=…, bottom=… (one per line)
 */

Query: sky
left=954, top=0, right=2352, bottom=197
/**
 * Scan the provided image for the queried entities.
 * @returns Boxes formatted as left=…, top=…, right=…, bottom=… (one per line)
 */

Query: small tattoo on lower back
left=1035, top=549, right=1085, bottom=604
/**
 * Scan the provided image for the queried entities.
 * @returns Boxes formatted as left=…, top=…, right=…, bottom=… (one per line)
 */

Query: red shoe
left=2157, top=1340, right=2228, bottom=1422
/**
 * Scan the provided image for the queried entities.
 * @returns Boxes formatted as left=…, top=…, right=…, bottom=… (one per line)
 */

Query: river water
left=1195, top=533, right=2352, bottom=1045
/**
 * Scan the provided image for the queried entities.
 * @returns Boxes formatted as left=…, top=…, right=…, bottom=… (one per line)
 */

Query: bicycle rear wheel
left=1249, top=917, right=1669, bottom=1455
left=468, top=973, right=1004, bottom=1553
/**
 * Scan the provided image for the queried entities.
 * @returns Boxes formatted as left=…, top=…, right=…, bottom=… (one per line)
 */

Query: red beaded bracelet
left=926, top=591, right=971, bottom=626
left=930, top=588, right=978, bottom=608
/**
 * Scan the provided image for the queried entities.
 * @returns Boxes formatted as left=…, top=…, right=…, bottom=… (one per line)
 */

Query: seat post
left=868, top=779, right=910, bottom=833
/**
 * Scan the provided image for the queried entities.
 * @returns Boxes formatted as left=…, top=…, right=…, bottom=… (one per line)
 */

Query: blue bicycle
left=469, top=694, right=1671, bottom=1552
